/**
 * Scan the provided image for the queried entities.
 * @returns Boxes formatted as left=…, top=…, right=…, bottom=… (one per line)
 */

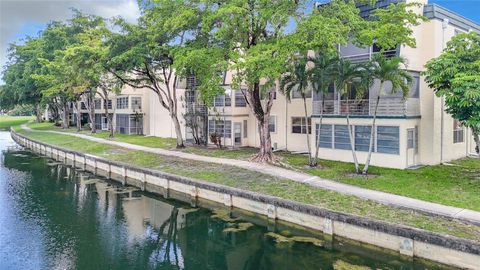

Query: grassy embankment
left=27, top=122, right=480, bottom=212
left=0, top=115, right=34, bottom=129
left=13, top=124, right=480, bottom=241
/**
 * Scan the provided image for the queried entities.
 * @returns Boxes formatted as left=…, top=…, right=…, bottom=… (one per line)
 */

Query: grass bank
left=13, top=125, right=480, bottom=242
left=0, top=116, right=34, bottom=129
left=28, top=122, right=480, bottom=211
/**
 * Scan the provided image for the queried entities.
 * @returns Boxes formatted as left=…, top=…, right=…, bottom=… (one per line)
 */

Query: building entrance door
left=406, top=128, right=418, bottom=167
left=101, top=117, right=108, bottom=131
left=234, top=122, right=242, bottom=146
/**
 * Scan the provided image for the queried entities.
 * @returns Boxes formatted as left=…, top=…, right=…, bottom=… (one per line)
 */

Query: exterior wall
left=311, top=117, right=420, bottom=169
left=400, top=5, right=474, bottom=166
left=130, top=0, right=479, bottom=168
left=148, top=88, right=187, bottom=138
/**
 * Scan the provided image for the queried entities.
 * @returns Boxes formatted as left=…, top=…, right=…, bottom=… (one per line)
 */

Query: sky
left=0, top=0, right=479, bottom=84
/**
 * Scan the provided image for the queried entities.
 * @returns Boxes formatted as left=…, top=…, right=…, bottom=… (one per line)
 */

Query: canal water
left=0, top=131, right=454, bottom=270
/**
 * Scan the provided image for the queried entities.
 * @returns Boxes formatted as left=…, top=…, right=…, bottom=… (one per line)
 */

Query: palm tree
left=362, top=54, right=412, bottom=174
left=334, top=58, right=367, bottom=173
left=309, top=53, right=338, bottom=167
left=280, top=56, right=314, bottom=166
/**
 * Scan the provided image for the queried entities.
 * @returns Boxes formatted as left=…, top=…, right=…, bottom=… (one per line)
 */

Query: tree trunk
left=303, top=96, right=313, bottom=166
left=347, top=114, right=360, bottom=173
left=171, top=112, right=185, bottom=148
left=62, top=102, right=69, bottom=129
left=255, top=117, right=274, bottom=162
left=312, top=114, right=323, bottom=167
left=75, top=101, right=81, bottom=132
left=344, top=87, right=360, bottom=173
left=312, top=94, right=326, bottom=167
left=248, top=83, right=274, bottom=163
left=87, top=94, right=96, bottom=134
left=34, top=104, right=43, bottom=123
left=362, top=84, right=383, bottom=175
left=103, top=97, right=114, bottom=138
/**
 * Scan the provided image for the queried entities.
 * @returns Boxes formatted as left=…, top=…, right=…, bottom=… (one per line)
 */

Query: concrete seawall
left=11, top=130, right=480, bottom=269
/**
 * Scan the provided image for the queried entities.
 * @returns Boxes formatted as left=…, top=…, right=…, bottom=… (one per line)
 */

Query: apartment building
left=93, top=0, right=478, bottom=169
left=309, top=0, right=479, bottom=169
left=73, top=85, right=150, bottom=135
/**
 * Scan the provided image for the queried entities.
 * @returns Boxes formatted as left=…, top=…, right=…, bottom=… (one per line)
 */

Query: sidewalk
left=20, top=124, right=480, bottom=225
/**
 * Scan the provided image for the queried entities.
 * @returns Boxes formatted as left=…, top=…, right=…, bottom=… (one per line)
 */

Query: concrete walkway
left=20, top=125, right=480, bottom=225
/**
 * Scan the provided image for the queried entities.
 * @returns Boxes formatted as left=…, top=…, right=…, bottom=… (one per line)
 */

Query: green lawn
left=26, top=122, right=480, bottom=211
left=13, top=126, right=480, bottom=241
left=0, top=115, right=34, bottom=129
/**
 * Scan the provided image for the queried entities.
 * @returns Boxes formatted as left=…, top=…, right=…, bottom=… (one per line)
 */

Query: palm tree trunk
left=362, top=82, right=383, bottom=174
left=346, top=115, right=360, bottom=173
left=303, top=96, right=313, bottom=166
left=345, top=86, right=360, bottom=173
left=313, top=94, right=326, bottom=167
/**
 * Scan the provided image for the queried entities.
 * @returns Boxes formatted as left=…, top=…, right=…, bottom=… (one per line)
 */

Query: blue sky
left=0, top=0, right=479, bottom=84
left=429, top=0, right=480, bottom=24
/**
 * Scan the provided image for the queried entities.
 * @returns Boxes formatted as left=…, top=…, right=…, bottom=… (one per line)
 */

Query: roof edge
left=424, top=4, right=480, bottom=33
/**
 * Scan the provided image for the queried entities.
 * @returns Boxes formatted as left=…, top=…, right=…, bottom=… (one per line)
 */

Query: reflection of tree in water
left=148, top=207, right=182, bottom=269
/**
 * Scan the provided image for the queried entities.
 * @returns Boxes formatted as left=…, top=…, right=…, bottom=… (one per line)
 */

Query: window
left=291, top=86, right=312, bottom=99
left=208, top=120, right=232, bottom=138
left=410, top=76, right=420, bottom=98
left=103, top=100, right=113, bottom=110
left=453, top=120, right=464, bottom=143
left=243, top=120, right=248, bottom=138
left=292, top=117, right=311, bottom=134
left=316, top=124, right=333, bottom=148
left=354, top=126, right=372, bottom=152
left=334, top=125, right=351, bottom=150
left=186, top=75, right=197, bottom=89
left=117, top=96, right=129, bottom=109
left=81, top=102, right=87, bottom=110
left=116, top=114, right=129, bottom=134
left=213, top=95, right=231, bottom=107
left=269, top=116, right=277, bottom=133
left=131, top=97, right=142, bottom=110
left=235, top=90, right=247, bottom=107
left=377, top=126, right=400, bottom=154
left=260, top=89, right=277, bottom=100
left=94, top=99, right=101, bottom=110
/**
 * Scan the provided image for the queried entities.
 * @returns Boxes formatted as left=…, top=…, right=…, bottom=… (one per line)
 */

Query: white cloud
left=0, top=0, right=140, bottom=81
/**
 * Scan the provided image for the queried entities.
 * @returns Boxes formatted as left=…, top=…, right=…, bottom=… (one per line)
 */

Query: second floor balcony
left=313, top=97, right=420, bottom=117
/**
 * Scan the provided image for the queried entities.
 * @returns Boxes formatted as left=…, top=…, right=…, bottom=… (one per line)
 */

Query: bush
left=8, top=105, right=34, bottom=116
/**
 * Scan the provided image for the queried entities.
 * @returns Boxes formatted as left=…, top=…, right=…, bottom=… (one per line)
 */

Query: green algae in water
left=333, top=260, right=372, bottom=270
left=265, top=232, right=324, bottom=247
left=211, top=209, right=239, bottom=222
left=223, top=222, right=254, bottom=233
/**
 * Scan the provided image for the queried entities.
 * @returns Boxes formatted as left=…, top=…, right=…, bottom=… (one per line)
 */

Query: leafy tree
left=309, top=53, right=339, bottom=167
left=333, top=58, right=367, bottom=173
left=424, top=32, right=480, bottom=155
left=363, top=55, right=412, bottom=174
left=63, top=14, right=122, bottom=136
left=108, top=0, right=218, bottom=148
left=280, top=56, right=314, bottom=165
left=201, top=0, right=370, bottom=162
left=2, top=38, right=45, bottom=122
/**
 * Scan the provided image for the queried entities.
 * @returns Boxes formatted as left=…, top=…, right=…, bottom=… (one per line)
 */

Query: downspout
left=440, top=18, right=449, bottom=164
left=285, top=93, right=288, bottom=151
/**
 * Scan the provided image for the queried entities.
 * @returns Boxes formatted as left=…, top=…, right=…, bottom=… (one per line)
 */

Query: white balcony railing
left=313, top=97, right=420, bottom=117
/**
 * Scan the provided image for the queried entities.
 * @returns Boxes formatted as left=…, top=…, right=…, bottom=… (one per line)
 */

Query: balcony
left=313, top=97, right=420, bottom=117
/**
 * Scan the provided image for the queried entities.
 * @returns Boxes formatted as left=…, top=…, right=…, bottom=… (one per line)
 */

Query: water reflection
left=0, top=131, right=454, bottom=270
